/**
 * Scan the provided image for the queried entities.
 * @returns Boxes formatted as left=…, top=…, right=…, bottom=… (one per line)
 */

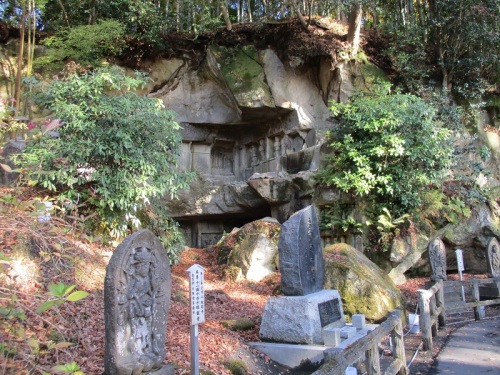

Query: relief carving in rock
left=104, top=230, right=172, bottom=375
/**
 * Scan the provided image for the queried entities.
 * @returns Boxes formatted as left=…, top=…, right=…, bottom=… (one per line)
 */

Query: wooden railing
left=418, top=277, right=500, bottom=351
left=312, top=310, right=408, bottom=375
left=417, top=280, right=446, bottom=351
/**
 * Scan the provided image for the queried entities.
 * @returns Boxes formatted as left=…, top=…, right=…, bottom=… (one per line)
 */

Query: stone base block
left=259, top=290, right=345, bottom=345
left=248, top=342, right=326, bottom=370
left=322, top=326, right=341, bottom=346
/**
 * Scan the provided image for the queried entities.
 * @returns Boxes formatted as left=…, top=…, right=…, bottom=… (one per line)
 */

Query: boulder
left=166, top=177, right=268, bottom=217
left=222, top=219, right=281, bottom=281
left=387, top=233, right=430, bottom=285
left=323, top=243, right=405, bottom=322
left=441, top=204, right=500, bottom=272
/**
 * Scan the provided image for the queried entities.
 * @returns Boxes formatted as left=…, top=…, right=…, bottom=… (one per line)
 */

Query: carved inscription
left=318, top=299, right=342, bottom=327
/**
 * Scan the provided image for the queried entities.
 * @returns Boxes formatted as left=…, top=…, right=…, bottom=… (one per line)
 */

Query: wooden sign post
left=187, top=264, right=206, bottom=375
left=455, top=249, right=465, bottom=301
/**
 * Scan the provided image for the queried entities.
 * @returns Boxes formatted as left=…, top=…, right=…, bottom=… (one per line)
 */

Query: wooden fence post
left=391, top=310, right=409, bottom=375
left=365, top=344, right=381, bottom=375
left=418, top=289, right=433, bottom=351
left=472, top=279, right=481, bottom=321
left=435, top=280, right=446, bottom=327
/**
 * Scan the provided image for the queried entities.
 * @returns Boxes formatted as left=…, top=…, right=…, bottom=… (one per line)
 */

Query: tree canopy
left=1, top=0, right=498, bottom=97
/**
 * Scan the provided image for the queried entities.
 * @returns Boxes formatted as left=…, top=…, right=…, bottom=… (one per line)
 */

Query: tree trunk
left=290, top=0, right=308, bottom=30
left=347, top=1, right=362, bottom=56
left=220, top=0, right=232, bottom=31
left=246, top=0, right=253, bottom=22
left=175, top=0, right=180, bottom=31
left=56, top=0, right=70, bottom=27
left=26, top=0, right=36, bottom=77
left=14, top=1, right=26, bottom=111
left=88, top=0, right=96, bottom=24
left=160, top=0, right=167, bottom=18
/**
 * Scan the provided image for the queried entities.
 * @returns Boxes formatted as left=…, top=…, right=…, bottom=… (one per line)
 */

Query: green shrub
left=34, top=20, right=126, bottom=72
left=15, top=66, right=190, bottom=244
left=317, top=86, right=454, bottom=218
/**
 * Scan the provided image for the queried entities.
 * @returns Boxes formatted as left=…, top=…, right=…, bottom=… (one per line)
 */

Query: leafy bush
left=34, top=20, right=126, bottom=72
left=15, top=66, right=190, bottom=242
left=317, top=86, right=454, bottom=218
left=98, top=0, right=167, bottom=51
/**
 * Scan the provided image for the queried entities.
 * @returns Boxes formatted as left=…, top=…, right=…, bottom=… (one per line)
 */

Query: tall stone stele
left=428, top=238, right=447, bottom=281
left=259, top=205, right=345, bottom=345
left=279, top=205, right=325, bottom=295
left=104, top=229, right=174, bottom=375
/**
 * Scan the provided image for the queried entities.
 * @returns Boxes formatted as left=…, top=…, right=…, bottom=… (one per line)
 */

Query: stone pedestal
left=259, top=290, right=345, bottom=345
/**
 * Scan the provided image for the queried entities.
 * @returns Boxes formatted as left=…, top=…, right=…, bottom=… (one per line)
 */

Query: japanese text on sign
left=187, top=264, right=205, bottom=325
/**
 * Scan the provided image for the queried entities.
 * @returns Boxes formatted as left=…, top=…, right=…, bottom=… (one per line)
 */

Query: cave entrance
left=178, top=205, right=272, bottom=248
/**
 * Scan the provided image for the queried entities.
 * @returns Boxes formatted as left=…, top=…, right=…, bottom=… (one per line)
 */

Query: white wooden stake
left=187, top=264, right=206, bottom=375
left=455, top=249, right=465, bottom=301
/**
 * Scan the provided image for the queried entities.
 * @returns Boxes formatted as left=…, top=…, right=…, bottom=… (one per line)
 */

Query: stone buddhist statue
left=486, top=237, right=500, bottom=278
left=104, top=230, right=173, bottom=375
left=428, top=238, right=447, bottom=281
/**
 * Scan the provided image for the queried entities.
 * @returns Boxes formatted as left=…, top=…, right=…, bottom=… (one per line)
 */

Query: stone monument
left=259, top=205, right=345, bottom=345
left=428, top=238, right=447, bottom=281
left=481, top=237, right=500, bottom=298
left=486, top=237, right=500, bottom=278
left=279, top=205, right=324, bottom=295
left=104, top=229, right=174, bottom=375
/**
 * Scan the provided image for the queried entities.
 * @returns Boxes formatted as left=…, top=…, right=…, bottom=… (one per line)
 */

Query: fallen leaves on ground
left=2, top=187, right=498, bottom=375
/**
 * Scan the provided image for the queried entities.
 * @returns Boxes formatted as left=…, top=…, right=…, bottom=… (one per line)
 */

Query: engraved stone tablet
left=279, top=205, right=324, bottom=296
left=428, top=238, right=447, bottom=281
left=259, top=290, right=345, bottom=344
left=486, top=237, right=500, bottom=278
left=104, top=229, right=173, bottom=375
left=318, top=299, right=342, bottom=327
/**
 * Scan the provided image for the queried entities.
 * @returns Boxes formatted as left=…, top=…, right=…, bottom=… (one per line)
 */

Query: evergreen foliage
left=317, top=86, right=454, bottom=217
left=14, top=66, right=190, bottom=242
left=34, top=20, right=126, bottom=71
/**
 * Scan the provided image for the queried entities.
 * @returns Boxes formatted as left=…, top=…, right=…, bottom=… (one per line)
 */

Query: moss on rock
left=210, top=45, right=274, bottom=108
left=323, top=243, right=405, bottom=322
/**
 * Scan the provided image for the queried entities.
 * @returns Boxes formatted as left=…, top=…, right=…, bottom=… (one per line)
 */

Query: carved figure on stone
left=259, top=139, right=266, bottom=162
left=273, top=136, right=281, bottom=159
left=104, top=230, right=173, bottom=375
left=428, top=238, right=447, bottom=281
left=250, top=144, right=258, bottom=167
left=486, top=237, right=500, bottom=278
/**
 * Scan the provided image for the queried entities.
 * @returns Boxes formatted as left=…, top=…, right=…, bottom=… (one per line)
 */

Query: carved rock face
left=104, top=230, right=172, bottom=375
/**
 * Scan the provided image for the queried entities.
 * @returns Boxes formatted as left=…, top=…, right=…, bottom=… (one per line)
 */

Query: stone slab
left=259, top=290, right=345, bottom=345
left=248, top=342, right=326, bottom=370
left=279, top=205, right=324, bottom=296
